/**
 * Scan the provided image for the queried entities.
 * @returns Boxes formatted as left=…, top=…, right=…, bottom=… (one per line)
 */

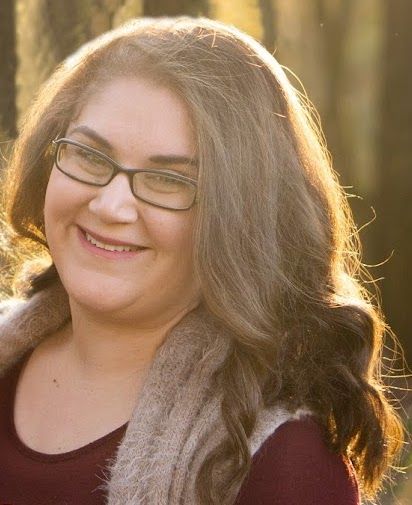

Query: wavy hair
left=1, top=16, right=406, bottom=504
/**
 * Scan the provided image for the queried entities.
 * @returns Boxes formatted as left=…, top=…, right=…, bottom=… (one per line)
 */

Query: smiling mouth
left=77, top=225, right=148, bottom=254
left=84, top=232, right=141, bottom=252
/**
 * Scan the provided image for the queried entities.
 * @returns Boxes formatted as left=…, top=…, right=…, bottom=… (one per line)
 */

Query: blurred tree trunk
left=376, top=0, right=412, bottom=362
left=0, top=0, right=17, bottom=140
left=143, top=0, right=209, bottom=16
left=17, top=0, right=211, bottom=120
left=16, top=0, right=136, bottom=119
left=314, top=0, right=354, bottom=175
left=258, top=0, right=276, bottom=54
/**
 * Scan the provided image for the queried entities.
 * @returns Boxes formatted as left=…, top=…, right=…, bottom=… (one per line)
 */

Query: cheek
left=44, top=169, right=70, bottom=217
left=44, top=169, right=89, bottom=227
left=145, top=210, right=195, bottom=260
left=44, top=171, right=62, bottom=234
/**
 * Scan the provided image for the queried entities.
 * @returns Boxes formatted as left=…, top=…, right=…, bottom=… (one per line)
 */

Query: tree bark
left=376, top=0, right=412, bottom=361
left=258, top=0, right=276, bottom=54
left=314, top=0, right=354, bottom=175
left=16, top=0, right=126, bottom=118
left=0, top=0, right=17, bottom=140
left=143, top=0, right=209, bottom=17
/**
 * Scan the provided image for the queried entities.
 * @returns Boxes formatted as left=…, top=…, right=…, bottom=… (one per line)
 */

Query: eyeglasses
left=50, top=138, right=198, bottom=211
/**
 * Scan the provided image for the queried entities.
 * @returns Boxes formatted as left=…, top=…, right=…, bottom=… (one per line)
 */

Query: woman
left=0, top=16, right=405, bottom=505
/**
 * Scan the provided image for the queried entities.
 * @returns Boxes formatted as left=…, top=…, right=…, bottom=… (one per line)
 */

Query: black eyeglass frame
left=50, top=138, right=198, bottom=211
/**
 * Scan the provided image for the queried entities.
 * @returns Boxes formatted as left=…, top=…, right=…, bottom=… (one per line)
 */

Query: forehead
left=68, top=78, right=196, bottom=160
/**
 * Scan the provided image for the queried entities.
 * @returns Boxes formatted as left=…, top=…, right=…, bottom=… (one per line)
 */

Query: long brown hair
left=1, top=16, right=406, bottom=503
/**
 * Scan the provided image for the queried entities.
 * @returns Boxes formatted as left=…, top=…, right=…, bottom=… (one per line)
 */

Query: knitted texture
left=0, top=282, right=70, bottom=374
left=0, top=281, right=311, bottom=504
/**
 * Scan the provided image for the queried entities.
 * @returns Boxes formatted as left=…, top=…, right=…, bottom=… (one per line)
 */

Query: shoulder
left=235, top=416, right=360, bottom=505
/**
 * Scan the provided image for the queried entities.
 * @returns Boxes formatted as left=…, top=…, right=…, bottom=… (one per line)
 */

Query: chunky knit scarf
left=0, top=281, right=311, bottom=504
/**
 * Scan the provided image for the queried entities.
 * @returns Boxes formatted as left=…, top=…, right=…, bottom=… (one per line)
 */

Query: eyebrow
left=67, top=125, right=199, bottom=167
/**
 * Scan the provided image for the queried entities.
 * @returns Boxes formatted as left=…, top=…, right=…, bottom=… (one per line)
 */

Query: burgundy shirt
left=0, top=351, right=360, bottom=505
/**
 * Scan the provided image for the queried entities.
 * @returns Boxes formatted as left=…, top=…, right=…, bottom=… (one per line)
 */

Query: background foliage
left=0, top=1, right=411, bottom=503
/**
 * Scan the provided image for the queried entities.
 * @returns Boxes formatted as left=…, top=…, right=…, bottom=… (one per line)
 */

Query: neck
left=50, top=299, right=198, bottom=384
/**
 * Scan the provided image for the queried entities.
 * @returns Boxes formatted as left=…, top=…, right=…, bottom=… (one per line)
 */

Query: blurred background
left=0, top=0, right=411, bottom=503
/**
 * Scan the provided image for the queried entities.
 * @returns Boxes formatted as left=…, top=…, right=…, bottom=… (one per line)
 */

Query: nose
left=88, top=174, right=139, bottom=223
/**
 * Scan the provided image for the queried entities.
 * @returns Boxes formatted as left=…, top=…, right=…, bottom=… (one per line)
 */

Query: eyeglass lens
left=55, top=142, right=196, bottom=210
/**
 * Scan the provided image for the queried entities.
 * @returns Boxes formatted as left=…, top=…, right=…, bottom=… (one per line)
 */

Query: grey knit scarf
left=0, top=281, right=311, bottom=504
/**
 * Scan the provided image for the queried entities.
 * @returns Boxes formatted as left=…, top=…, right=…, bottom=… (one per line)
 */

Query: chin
left=61, top=275, right=139, bottom=316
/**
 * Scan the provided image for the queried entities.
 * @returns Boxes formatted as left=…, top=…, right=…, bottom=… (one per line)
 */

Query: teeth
left=85, top=232, right=137, bottom=252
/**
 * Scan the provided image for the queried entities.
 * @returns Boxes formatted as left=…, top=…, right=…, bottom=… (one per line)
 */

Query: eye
left=70, top=145, right=113, bottom=175
left=75, top=146, right=104, bottom=164
left=137, top=172, right=189, bottom=194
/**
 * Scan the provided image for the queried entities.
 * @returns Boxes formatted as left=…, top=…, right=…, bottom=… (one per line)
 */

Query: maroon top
left=0, top=351, right=360, bottom=505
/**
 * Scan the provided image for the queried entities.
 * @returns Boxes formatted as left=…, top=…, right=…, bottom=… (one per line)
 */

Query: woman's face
left=44, top=77, right=200, bottom=326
